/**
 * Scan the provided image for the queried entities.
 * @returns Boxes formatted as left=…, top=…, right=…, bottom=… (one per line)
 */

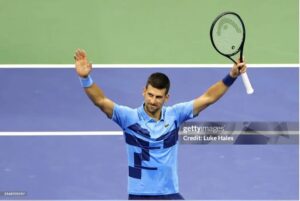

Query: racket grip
left=241, top=72, right=254, bottom=94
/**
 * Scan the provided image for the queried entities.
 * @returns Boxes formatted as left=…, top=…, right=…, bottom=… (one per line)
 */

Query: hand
left=230, top=58, right=247, bottom=78
left=74, top=49, right=92, bottom=78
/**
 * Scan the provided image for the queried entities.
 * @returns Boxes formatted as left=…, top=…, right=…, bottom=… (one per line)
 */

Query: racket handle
left=241, top=72, right=254, bottom=94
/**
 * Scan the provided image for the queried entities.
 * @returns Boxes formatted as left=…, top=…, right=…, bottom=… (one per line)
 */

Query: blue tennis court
left=0, top=67, right=299, bottom=200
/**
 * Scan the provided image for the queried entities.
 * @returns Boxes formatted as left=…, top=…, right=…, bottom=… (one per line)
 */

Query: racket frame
left=210, top=11, right=246, bottom=64
left=210, top=11, right=254, bottom=94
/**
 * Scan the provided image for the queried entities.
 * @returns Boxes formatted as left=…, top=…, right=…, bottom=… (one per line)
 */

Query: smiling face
left=143, top=84, right=169, bottom=119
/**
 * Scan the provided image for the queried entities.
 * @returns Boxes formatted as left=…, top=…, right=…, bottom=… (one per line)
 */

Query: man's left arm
left=193, top=60, right=247, bottom=116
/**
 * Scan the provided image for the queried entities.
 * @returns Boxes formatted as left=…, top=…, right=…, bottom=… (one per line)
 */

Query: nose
left=149, top=97, right=156, bottom=105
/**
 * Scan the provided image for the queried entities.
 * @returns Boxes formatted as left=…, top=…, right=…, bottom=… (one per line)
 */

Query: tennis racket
left=210, top=11, right=254, bottom=94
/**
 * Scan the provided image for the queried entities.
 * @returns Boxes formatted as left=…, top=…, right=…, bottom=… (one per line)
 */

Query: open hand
left=74, top=49, right=92, bottom=78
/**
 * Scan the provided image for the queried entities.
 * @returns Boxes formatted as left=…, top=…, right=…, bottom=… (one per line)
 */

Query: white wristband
left=79, top=75, right=93, bottom=88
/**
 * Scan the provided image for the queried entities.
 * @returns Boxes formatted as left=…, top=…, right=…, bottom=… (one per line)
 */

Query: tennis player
left=74, top=49, right=247, bottom=200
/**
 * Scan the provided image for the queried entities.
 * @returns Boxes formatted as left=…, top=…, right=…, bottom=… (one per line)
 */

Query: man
left=74, top=49, right=247, bottom=200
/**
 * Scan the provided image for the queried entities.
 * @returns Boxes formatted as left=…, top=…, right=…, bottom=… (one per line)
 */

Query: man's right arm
left=74, top=49, right=114, bottom=119
left=84, top=83, right=114, bottom=118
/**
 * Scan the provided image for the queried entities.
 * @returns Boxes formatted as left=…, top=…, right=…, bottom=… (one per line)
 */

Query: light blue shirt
left=112, top=100, right=195, bottom=195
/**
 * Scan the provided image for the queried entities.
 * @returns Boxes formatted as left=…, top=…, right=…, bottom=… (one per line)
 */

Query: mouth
left=146, top=104, right=158, bottom=112
left=149, top=104, right=157, bottom=110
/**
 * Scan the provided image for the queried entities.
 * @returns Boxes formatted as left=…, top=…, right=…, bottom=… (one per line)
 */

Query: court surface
left=0, top=66, right=298, bottom=200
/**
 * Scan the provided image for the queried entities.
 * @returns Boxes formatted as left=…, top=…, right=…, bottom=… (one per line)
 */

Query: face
left=143, top=84, right=169, bottom=115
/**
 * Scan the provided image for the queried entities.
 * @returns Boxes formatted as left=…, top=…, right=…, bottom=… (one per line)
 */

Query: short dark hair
left=146, top=72, right=170, bottom=94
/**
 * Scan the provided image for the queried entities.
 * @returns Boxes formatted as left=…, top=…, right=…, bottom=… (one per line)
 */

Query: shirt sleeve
left=171, top=100, right=195, bottom=125
left=112, top=103, right=135, bottom=129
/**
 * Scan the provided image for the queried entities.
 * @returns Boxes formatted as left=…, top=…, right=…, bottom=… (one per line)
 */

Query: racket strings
left=211, top=14, right=244, bottom=56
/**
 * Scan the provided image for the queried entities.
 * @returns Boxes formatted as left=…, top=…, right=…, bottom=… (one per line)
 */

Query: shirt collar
left=138, top=104, right=165, bottom=122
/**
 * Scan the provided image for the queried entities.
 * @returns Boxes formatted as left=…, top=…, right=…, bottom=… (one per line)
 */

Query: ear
left=165, top=94, right=170, bottom=102
left=143, top=87, right=146, bottom=96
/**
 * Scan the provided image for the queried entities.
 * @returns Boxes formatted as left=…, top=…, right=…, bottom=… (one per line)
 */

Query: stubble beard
left=144, top=103, right=160, bottom=116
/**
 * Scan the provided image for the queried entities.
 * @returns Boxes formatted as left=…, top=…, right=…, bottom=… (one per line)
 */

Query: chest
left=143, top=120, right=177, bottom=139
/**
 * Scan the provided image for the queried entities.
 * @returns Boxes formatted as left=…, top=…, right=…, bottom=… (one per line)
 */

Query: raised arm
left=74, top=49, right=114, bottom=118
left=193, top=60, right=247, bottom=116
